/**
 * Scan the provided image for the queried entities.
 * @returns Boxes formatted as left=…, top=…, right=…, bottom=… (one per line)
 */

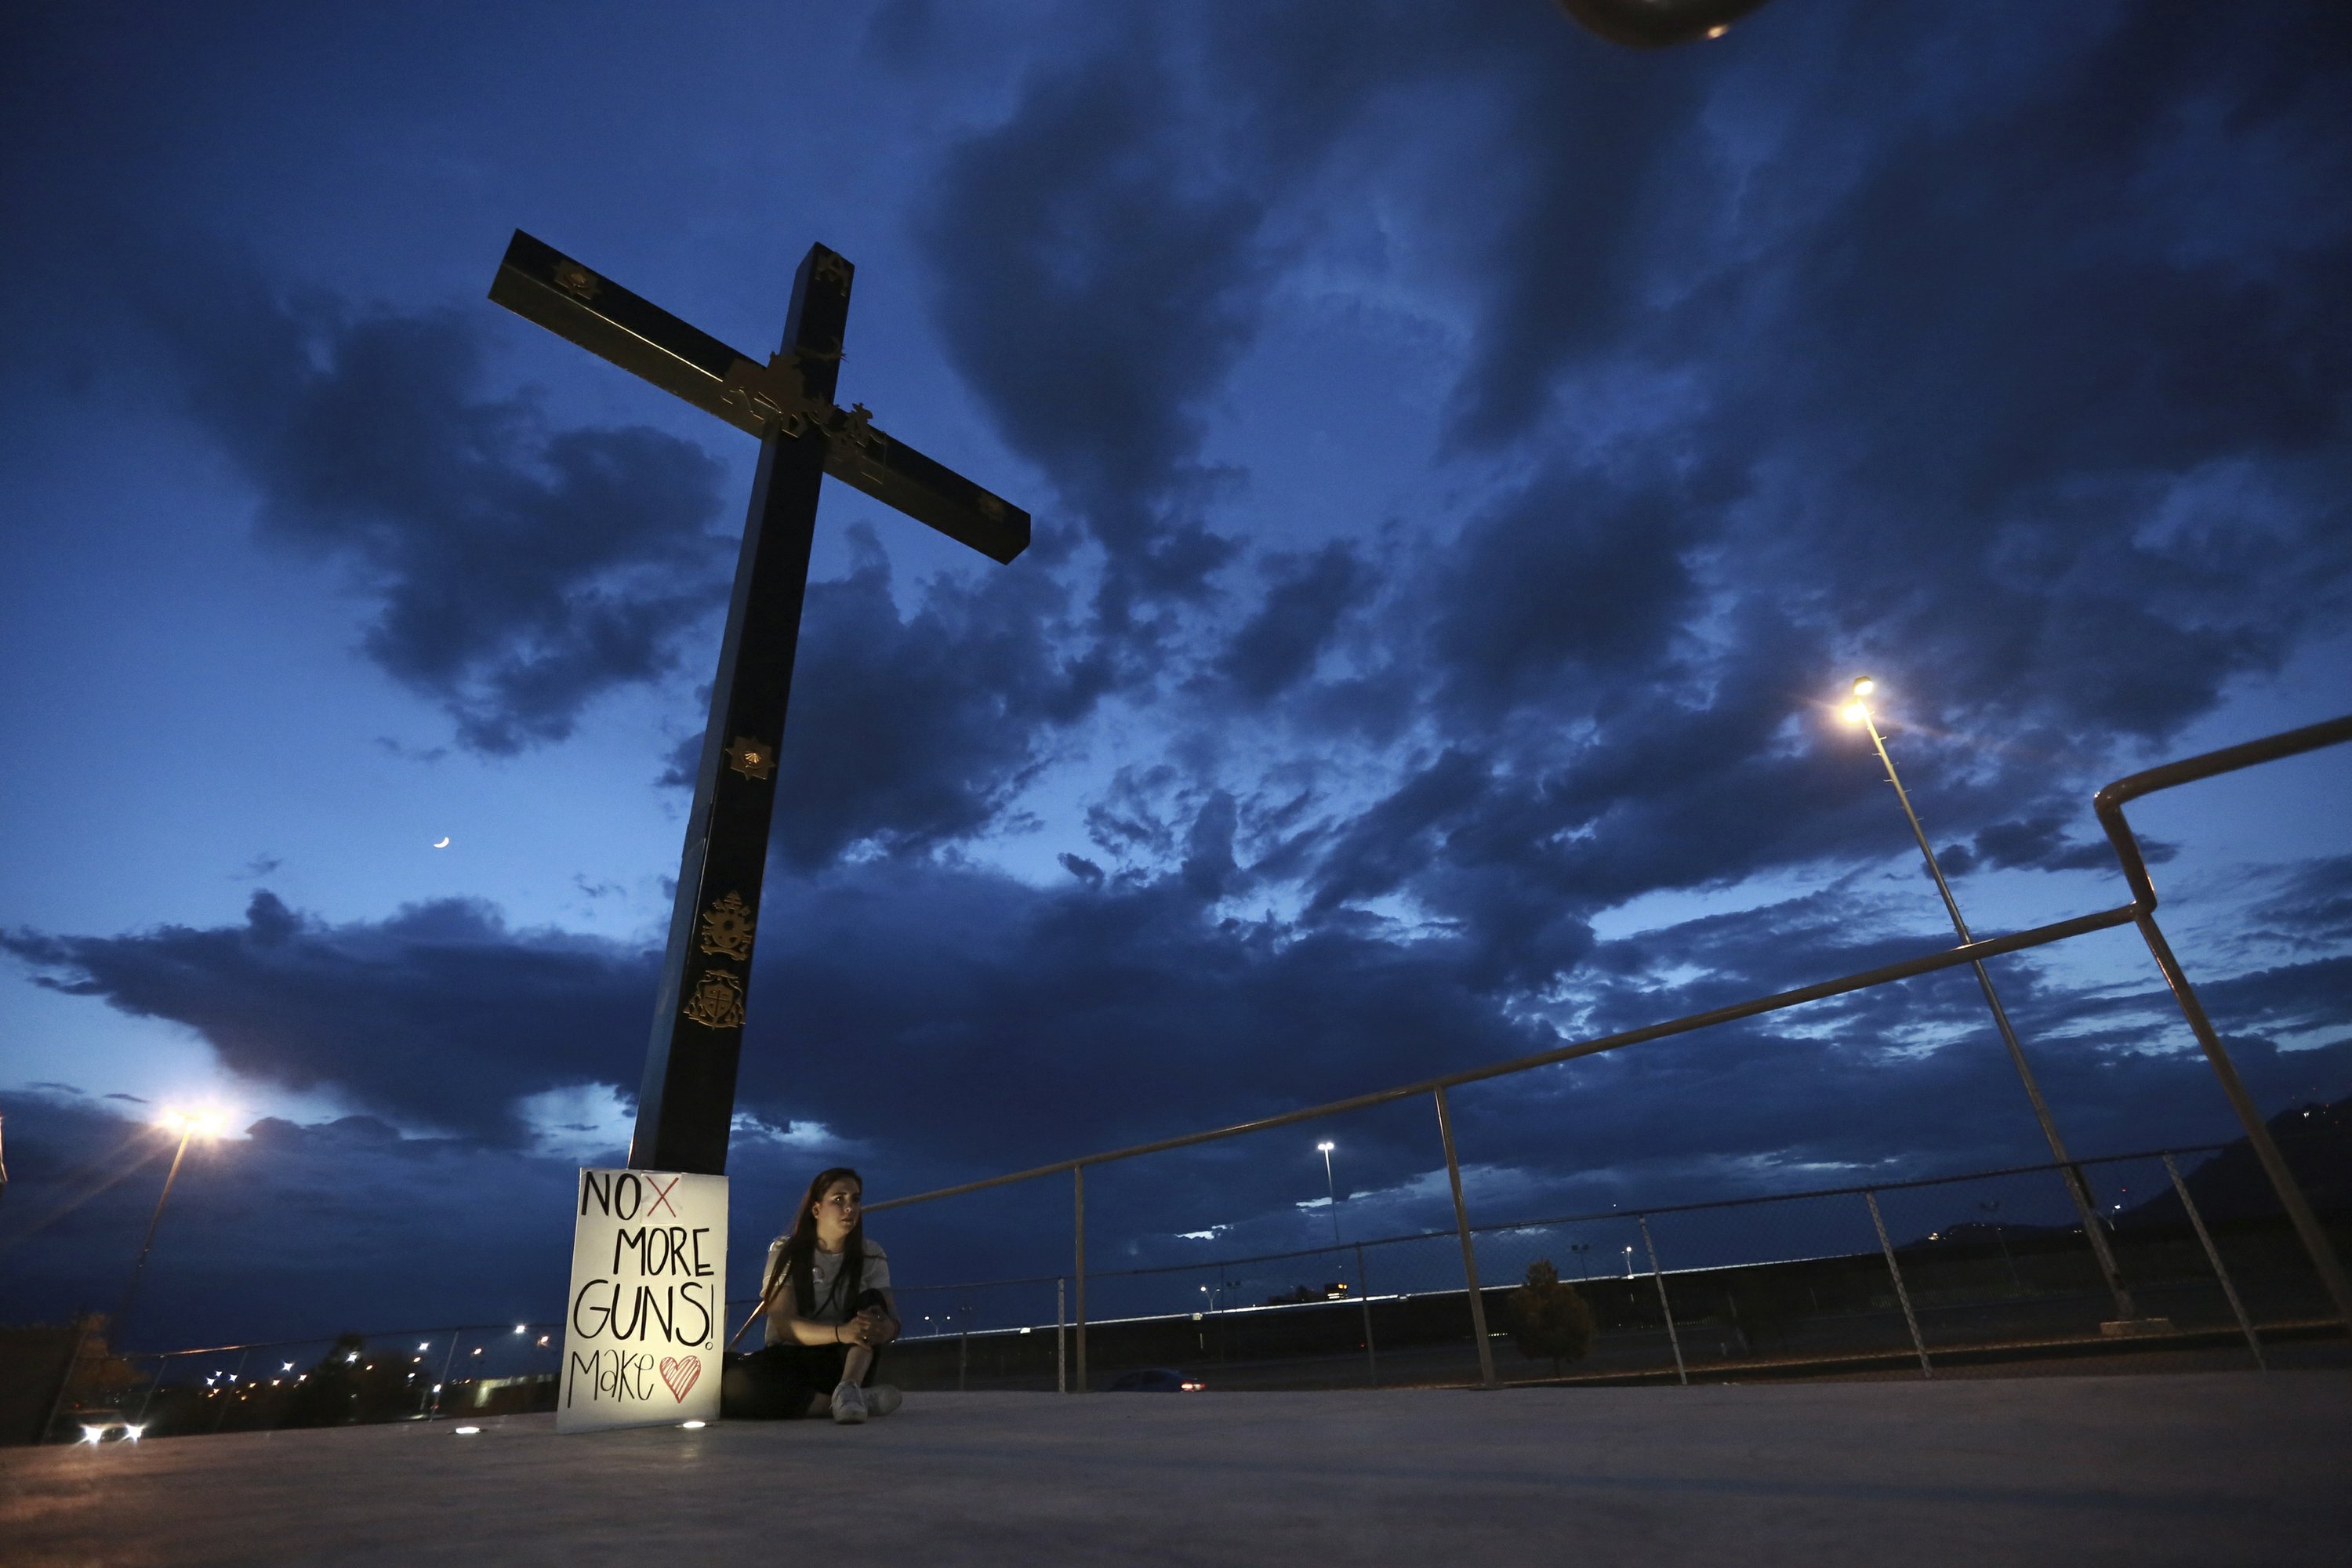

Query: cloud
left=1940, top=816, right=2175, bottom=877
left=11, top=0, right=2352, bottom=1339
left=1425, top=462, right=1713, bottom=723
left=656, top=522, right=1098, bottom=867
left=8, top=850, right=2347, bottom=1312
left=3, top=891, right=652, bottom=1144
left=1693, top=2, right=2352, bottom=746
left=916, top=31, right=1265, bottom=615
left=146, top=261, right=732, bottom=753
left=2249, top=856, right=2352, bottom=949
left=1214, top=542, right=1375, bottom=702
left=1150, top=0, right=2352, bottom=930
left=0, top=1093, right=576, bottom=1345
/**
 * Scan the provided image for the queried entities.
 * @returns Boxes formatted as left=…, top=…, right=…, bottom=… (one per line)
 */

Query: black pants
left=720, top=1342, right=880, bottom=1420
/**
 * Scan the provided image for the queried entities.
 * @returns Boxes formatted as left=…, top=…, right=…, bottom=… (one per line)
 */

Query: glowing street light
left=114, top=1109, right=230, bottom=1341
left=1838, top=677, right=2144, bottom=1325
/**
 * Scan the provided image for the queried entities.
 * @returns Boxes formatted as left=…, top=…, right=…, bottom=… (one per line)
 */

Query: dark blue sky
left=3, top=0, right=2348, bottom=1348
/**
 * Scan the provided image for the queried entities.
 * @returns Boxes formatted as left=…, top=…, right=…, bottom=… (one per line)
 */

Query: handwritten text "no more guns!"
left=567, top=1171, right=720, bottom=1408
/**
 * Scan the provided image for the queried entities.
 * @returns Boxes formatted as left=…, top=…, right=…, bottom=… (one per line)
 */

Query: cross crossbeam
left=492, top=231, right=1028, bottom=562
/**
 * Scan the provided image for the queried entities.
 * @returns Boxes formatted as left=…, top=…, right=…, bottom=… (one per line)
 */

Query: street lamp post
left=1316, top=1141, right=1342, bottom=1247
left=1842, top=679, right=2147, bottom=1327
left=38, top=1109, right=227, bottom=1443
left=115, top=1109, right=226, bottom=1341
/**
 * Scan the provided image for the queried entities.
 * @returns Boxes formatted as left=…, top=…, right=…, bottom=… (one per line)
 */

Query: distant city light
left=455, top=1426, right=481, bottom=1436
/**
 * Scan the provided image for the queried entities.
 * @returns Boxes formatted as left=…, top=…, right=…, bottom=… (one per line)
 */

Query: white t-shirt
left=764, top=1236, right=892, bottom=1342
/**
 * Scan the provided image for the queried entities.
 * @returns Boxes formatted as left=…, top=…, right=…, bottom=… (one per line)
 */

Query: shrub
left=1508, top=1259, right=1596, bottom=1375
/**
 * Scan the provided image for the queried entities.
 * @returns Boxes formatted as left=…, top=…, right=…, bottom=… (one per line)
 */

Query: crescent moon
left=433, top=837, right=451, bottom=848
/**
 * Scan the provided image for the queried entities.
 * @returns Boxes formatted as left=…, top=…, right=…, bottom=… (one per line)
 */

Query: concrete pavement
left=4, top=1373, right=2346, bottom=1566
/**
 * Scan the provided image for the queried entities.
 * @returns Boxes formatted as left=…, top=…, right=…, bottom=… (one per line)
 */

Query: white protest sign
left=558, top=1168, right=727, bottom=1433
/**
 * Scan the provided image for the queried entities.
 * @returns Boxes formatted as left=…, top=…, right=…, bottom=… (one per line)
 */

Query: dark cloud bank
left=9, top=2, right=2352, bottom=1336
left=8, top=854, right=2348, bottom=1337
left=132, top=259, right=742, bottom=753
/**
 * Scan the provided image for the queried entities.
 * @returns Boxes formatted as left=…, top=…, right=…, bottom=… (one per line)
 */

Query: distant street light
left=114, top=1109, right=227, bottom=1341
left=1316, top=1141, right=1342, bottom=1247
left=1841, top=677, right=2143, bottom=1325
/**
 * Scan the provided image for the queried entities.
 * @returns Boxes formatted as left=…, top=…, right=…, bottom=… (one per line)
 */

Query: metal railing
left=866, top=715, right=2352, bottom=1388
left=876, top=1135, right=2350, bottom=1392
left=66, top=1124, right=2340, bottom=1436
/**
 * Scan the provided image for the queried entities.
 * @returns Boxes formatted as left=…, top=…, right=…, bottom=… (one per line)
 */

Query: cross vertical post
left=631, top=248, right=845, bottom=1175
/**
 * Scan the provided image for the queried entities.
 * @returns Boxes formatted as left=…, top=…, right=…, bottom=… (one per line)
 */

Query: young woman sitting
left=720, top=1165, right=903, bottom=1423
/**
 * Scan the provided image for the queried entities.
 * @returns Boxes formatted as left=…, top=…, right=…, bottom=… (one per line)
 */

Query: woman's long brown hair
left=731, top=1167, right=868, bottom=1349
left=770, top=1166, right=865, bottom=1312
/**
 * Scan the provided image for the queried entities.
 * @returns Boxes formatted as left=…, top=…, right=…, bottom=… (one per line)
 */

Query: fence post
left=1432, top=1087, right=1496, bottom=1388
left=428, top=1331, right=463, bottom=1420
left=1056, top=1277, right=1067, bottom=1394
left=2131, top=910, right=2352, bottom=1328
left=2162, top=1151, right=2264, bottom=1370
left=1638, top=1216, right=1689, bottom=1385
left=35, top=1311, right=99, bottom=1445
left=1073, top=1165, right=1088, bottom=1394
left=1355, top=1242, right=1378, bottom=1386
left=1864, top=1191, right=1932, bottom=1379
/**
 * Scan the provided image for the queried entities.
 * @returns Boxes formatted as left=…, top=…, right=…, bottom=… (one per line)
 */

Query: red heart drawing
left=659, top=1355, right=701, bottom=1403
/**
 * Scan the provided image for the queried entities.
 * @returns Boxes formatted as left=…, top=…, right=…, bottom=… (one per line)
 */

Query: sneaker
left=864, top=1384, right=902, bottom=1418
left=830, top=1382, right=869, bottom=1425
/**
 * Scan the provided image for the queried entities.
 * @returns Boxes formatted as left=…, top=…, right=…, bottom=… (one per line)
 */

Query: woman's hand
left=836, top=1314, right=878, bottom=1348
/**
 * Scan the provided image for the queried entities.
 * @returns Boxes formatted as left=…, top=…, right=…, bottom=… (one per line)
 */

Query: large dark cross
left=489, top=230, right=1029, bottom=1175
